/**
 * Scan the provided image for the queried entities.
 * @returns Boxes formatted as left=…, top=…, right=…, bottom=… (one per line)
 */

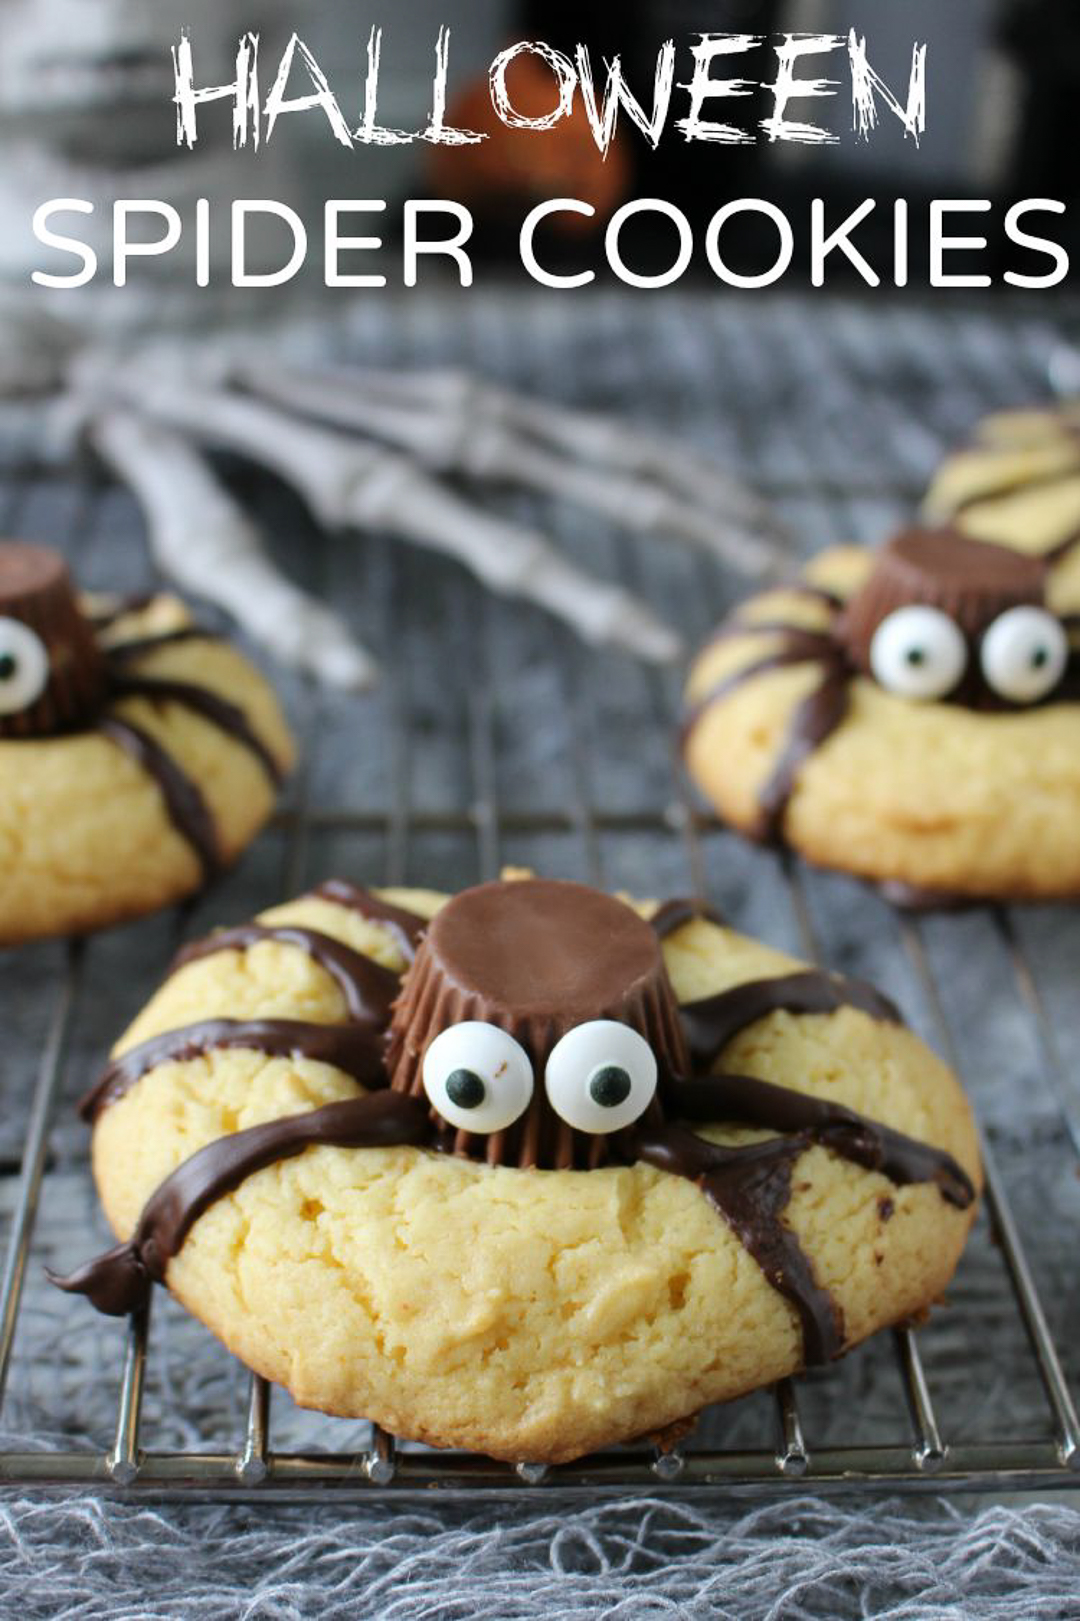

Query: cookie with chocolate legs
left=684, top=527, right=1080, bottom=905
left=54, top=875, right=979, bottom=1465
left=0, top=542, right=294, bottom=942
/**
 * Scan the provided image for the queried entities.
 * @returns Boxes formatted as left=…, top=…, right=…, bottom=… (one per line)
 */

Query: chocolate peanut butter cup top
left=424, top=877, right=664, bottom=1023
left=839, top=527, right=1046, bottom=675
left=386, top=878, right=687, bottom=1168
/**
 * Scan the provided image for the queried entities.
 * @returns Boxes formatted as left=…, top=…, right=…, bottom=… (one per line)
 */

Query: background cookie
left=684, top=529, right=1080, bottom=903
left=59, top=878, right=980, bottom=1464
left=0, top=541, right=294, bottom=942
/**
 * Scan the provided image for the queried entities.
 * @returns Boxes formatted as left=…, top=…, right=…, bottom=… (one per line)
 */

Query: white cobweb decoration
left=0, top=1490, right=1077, bottom=1618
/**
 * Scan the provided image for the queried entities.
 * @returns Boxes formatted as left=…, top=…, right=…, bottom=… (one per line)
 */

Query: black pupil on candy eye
left=905, top=647, right=926, bottom=667
left=0, top=654, right=16, bottom=681
left=589, top=1066, right=632, bottom=1108
left=1031, top=647, right=1049, bottom=669
left=445, top=1069, right=485, bottom=1110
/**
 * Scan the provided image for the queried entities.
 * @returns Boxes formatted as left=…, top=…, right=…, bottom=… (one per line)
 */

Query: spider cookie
left=0, top=541, right=294, bottom=942
left=54, top=875, right=979, bottom=1465
left=684, top=526, right=1080, bottom=905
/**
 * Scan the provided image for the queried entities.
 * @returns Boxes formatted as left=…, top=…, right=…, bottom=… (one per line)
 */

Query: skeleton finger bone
left=90, top=410, right=380, bottom=690
left=112, top=377, right=683, bottom=662
left=252, top=361, right=749, bottom=503
left=236, top=361, right=787, bottom=578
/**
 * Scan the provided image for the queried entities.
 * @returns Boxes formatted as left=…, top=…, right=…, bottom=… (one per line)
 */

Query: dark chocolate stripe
left=49, top=1092, right=431, bottom=1317
left=88, top=593, right=156, bottom=629
left=110, top=674, right=283, bottom=787
left=789, top=583, right=845, bottom=610
left=313, top=879, right=427, bottom=961
left=650, top=898, right=728, bottom=940
left=663, top=1070, right=974, bottom=1208
left=1045, top=531, right=1080, bottom=564
left=681, top=636, right=838, bottom=749
left=707, top=583, right=845, bottom=637
left=755, top=660, right=849, bottom=844
left=173, top=925, right=399, bottom=1027
left=947, top=465, right=1080, bottom=565
left=81, top=1017, right=388, bottom=1122
left=705, top=619, right=836, bottom=651
left=101, top=716, right=221, bottom=879
left=633, top=1122, right=842, bottom=1363
left=679, top=969, right=899, bottom=1072
left=952, top=463, right=1080, bottom=520
left=105, top=628, right=216, bottom=663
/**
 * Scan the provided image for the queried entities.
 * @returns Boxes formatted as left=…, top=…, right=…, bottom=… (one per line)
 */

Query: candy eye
left=980, top=607, right=1068, bottom=704
left=544, top=1021, right=657, bottom=1135
left=869, top=606, right=968, bottom=701
left=0, top=617, right=49, bottom=717
left=422, top=1021, right=533, bottom=1134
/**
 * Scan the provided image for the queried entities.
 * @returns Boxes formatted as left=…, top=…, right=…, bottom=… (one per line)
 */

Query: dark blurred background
left=326, top=0, right=1074, bottom=289
left=1, top=0, right=1077, bottom=292
left=504, top=0, right=1080, bottom=283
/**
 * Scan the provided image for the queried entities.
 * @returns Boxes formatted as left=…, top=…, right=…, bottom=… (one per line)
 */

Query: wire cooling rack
left=0, top=292, right=1077, bottom=1501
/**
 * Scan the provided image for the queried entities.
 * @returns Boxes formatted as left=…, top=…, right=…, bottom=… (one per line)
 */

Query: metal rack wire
left=0, top=293, right=1077, bottom=1501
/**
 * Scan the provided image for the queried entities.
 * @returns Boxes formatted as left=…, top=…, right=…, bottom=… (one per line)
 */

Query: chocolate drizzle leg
left=678, top=969, right=900, bottom=1072
left=680, top=614, right=851, bottom=844
left=649, top=898, right=729, bottom=939
left=82, top=888, right=421, bottom=1125
left=1046, top=531, right=1080, bottom=565
left=174, top=925, right=400, bottom=1026
left=87, top=593, right=157, bottom=630
left=101, top=716, right=222, bottom=879
left=81, top=1017, right=389, bottom=1122
left=629, top=953, right=971, bottom=1361
left=108, top=673, right=284, bottom=787
left=704, top=620, right=837, bottom=652
left=662, top=1071, right=974, bottom=1208
left=313, top=879, right=428, bottom=961
left=104, top=627, right=216, bottom=662
left=754, top=659, right=849, bottom=844
left=49, top=1092, right=431, bottom=1316
left=633, top=1122, right=843, bottom=1363
left=634, top=1073, right=974, bottom=1364
left=681, top=633, right=841, bottom=751
left=101, top=665, right=287, bottom=874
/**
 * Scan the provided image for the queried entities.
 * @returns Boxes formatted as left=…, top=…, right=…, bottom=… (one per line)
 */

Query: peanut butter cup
left=386, top=878, right=687, bottom=1170
left=0, top=542, right=106, bottom=736
left=838, top=527, right=1046, bottom=676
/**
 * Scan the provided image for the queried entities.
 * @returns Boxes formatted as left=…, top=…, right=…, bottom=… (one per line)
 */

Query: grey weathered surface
left=0, top=292, right=1077, bottom=1612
